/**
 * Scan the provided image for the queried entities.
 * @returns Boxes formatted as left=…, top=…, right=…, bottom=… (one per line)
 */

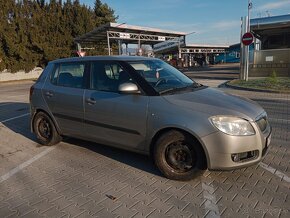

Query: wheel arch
left=149, top=127, right=209, bottom=169
left=31, top=108, right=62, bottom=135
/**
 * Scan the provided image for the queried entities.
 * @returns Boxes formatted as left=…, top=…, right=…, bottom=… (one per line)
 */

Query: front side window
left=128, top=59, right=198, bottom=94
left=51, top=62, right=85, bottom=88
left=91, top=61, right=133, bottom=92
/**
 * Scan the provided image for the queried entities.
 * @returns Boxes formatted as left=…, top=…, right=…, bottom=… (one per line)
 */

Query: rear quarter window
left=50, top=62, right=85, bottom=89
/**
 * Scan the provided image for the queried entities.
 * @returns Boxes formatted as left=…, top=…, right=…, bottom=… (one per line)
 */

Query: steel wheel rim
left=165, top=141, right=195, bottom=172
left=38, top=117, right=52, bottom=140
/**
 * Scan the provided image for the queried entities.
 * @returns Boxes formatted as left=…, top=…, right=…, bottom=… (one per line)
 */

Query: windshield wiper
left=159, top=83, right=202, bottom=95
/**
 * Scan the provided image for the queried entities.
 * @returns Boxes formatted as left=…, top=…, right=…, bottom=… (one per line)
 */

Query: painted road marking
left=202, top=179, right=220, bottom=218
left=0, top=146, right=55, bottom=183
left=260, top=162, right=290, bottom=183
left=0, top=94, right=28, bottom=98
left=0, top=113, right=30, bottom=123
left=269, top=118, right=290, bottom=123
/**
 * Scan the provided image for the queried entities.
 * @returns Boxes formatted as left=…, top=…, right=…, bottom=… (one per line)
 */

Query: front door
left=84, top=61, right=149, bottom=151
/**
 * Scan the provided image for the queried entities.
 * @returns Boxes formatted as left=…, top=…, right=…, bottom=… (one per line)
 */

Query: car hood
left=163, top=87, right=264, bottom=121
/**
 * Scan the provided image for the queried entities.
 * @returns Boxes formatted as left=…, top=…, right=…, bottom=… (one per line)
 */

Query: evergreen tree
left=94, top=0, right=117, bottom=26
left=0, top=0, right=118, bottom=72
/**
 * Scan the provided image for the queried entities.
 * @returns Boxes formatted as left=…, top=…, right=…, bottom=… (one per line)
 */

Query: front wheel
left=153, top=130, right=205, bottom=181
left=33, top=112, right=61, bottom=146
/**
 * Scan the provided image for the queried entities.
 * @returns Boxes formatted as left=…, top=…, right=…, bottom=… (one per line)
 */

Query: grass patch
left=230, top=77, right=290, bottom=92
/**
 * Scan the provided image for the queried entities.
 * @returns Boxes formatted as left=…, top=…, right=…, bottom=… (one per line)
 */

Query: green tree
left=0, top=0, right=17, bottom=71
left=0, top=0, right=118, bottom=72
left=94, top=0, right=117, bottom=26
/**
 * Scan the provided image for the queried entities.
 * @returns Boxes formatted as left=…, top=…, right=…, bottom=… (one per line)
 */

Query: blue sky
left=81, top=0, right=290, bottom=45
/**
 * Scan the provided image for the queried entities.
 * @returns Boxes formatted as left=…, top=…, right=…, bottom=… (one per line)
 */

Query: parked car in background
left=30, top=56, right=271, bottom=180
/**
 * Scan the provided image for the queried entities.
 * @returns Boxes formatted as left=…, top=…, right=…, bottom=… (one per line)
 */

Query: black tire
left=153, top=130, right=205, bottom=181
left=33, top=112, right=61, bottom=146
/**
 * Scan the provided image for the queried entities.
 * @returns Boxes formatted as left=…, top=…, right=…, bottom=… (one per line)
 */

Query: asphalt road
left=0, top=73, right=289, bottom=217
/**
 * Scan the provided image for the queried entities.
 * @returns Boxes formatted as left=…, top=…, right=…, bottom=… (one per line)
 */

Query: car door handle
left=45, top=91, right=54, bottom=97
left=86, top=98, right=96, bottom=105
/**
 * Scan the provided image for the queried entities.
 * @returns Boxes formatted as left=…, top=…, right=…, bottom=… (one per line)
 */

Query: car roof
left=49, top=56, right=158, bottom=64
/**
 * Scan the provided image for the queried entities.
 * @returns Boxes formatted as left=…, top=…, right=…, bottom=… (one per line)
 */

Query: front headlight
left=210, top=116, right=255, bottom=136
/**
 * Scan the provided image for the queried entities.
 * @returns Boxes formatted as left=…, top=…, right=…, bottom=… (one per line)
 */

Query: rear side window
left=51, top=62, right=85, bottom=88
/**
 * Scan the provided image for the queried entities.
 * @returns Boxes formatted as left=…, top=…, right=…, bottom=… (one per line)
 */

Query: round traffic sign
left=242, top=32, right=254, bottom=46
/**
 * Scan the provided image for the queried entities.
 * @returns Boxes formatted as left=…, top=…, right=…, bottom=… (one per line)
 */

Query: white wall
left=0, top=67, right=43, bottom=82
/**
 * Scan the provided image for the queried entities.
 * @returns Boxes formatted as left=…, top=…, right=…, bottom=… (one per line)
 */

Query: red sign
left=77, top=51, right=86, bottom=57
left=242, top=32, right=254, bottom=46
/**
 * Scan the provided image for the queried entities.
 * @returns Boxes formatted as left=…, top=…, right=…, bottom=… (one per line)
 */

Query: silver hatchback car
left=30, top=56, right=271, bottom=180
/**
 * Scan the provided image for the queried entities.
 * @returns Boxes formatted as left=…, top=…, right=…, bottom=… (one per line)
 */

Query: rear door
left=84, top=61, right=149, bottom=151
left=42, top=62, right=88, bottom=137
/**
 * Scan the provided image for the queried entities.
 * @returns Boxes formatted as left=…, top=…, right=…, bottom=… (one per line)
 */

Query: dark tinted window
left=51, top=63, right=85, bottom=88
left=91, top=61, right=133, bottom=92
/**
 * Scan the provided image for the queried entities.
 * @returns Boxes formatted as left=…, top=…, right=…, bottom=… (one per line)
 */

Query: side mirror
left=118, top=82, right=141, bottom=94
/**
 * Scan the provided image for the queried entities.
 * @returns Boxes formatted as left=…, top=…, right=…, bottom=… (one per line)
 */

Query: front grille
left=231, top=150, right=259, bottom=162
left=256, top=116, right=268, bottom=132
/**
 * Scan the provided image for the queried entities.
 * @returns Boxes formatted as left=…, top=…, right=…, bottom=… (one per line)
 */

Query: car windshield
left=128, top=59, right=199, bottom=94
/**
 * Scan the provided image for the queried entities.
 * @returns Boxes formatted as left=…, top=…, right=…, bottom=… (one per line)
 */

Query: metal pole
left=224, top=50, right=226, bottom=64
left=118, top=40, right=122, bottom=55
left=107, top=31, right=111, bottom=56
left=138, top=34, right=141, bottom=55
left=240, top=16, right=246, bottom=80
left=248, top=0, right=251, bottom=32
left=76, top=43, right=81, bottom=52
left=245, top=0, right=252, bottom=81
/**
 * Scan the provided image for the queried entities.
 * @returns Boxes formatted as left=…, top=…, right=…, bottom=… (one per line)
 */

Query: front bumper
left=201, top=122, right=271, bottom=170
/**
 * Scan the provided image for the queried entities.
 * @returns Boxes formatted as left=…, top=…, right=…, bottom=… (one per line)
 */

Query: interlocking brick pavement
left=0, top=79, right=289, bottom=217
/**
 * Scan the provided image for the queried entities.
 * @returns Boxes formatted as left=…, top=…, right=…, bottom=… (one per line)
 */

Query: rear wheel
left=33, top=112, right=61, bottom=146
left=154, top=130, right=205, bottom=180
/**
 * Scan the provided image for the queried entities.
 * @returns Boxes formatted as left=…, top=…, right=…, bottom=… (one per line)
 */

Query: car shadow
left=1, top=101, right=162, bottom=177
left=0, top=102, right=37, bottom=142
left=64, top=137, right=162, bottom=177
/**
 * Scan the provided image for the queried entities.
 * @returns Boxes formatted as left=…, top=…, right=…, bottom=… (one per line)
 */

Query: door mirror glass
left=118, top=82, right=140, bottom=94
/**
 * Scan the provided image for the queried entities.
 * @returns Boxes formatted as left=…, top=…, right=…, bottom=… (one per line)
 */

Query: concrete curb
left=225, top=79, right=290, bottom=94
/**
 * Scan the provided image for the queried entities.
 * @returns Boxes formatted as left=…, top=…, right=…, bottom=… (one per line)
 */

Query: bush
left=266, top=70, right=278, bottom=84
